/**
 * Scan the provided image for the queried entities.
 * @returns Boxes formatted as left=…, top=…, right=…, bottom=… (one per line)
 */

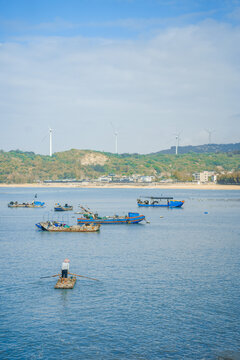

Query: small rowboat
left=55, top=277, right=76, bottom=289
left=41, top=271, right=99, bottom=289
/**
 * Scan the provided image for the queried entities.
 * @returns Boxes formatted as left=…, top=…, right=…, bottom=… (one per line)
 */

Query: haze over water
left=0, top=187, right=239, bottom=359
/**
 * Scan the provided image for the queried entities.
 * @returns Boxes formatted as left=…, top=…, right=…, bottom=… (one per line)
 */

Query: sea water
left=0, top=187, right=239, bottom=360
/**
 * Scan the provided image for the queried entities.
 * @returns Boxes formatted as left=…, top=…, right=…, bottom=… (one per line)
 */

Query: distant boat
left=54, top=203, right=73, bottom=211
left=77, top=206, right=145, bottom=224
left=137, top=197, right=184, bottom=208
left=8, top=200, right=45, bottom=208
left=36, top=221, right=100, bottom=232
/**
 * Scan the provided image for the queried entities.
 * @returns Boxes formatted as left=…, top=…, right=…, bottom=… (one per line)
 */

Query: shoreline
left=0, top=183, right=240, bottom=190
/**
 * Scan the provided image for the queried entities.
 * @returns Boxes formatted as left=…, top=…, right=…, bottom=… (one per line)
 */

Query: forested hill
left=155, top=143, right=240, bottom=154
left=0, top=148, right=240, bottom=184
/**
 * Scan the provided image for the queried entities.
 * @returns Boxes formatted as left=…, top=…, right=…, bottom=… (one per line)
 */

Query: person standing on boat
left=61, top=258, right=70, bottom=283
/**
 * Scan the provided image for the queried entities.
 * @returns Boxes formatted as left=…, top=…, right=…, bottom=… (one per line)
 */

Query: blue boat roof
left=128, top=212, right=140, bottom=217
left=139, top=196, right=174, bottom=200
left=33, top=201, right=45, bottom=205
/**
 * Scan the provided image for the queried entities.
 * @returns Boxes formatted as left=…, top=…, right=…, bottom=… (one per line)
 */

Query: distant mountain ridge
left=154, top=143, right=240, bottom=155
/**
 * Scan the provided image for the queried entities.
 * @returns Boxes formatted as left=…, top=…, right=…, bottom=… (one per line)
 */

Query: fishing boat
left=137, top=197, right=184, bottom=208
left=77, top=206, right=145, bottom=224
left=8, top=200, right=45, bottom=208
left=54, top=203, right=73, bottom=211
left=35, top=221, right=100, bottom=232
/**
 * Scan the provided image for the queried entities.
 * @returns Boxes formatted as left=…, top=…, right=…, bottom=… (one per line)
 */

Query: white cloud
left=0, top=20, right=240, bottom=154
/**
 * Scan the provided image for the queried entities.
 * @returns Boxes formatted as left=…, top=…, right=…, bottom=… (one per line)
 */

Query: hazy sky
left=0, top=0, right=240, bottom=154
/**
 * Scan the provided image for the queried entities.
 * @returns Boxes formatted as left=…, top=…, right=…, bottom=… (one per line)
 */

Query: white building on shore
left=193, top=171, right=217, bottom=183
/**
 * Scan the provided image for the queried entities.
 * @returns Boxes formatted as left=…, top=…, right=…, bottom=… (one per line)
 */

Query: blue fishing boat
left=54, top=203, right=73, bottom=211
left=77, top=206, right=145, bottom=224
left=137, top=197, right=184, bottom=208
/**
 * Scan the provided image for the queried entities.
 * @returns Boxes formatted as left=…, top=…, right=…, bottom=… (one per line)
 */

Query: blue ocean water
left=0, top=187, right=239, bottom=360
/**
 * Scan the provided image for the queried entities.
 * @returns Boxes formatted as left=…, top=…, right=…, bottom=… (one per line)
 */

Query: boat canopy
left=33, top=201, right=45, bottom=206
left=139, top=196, right=174, bottom=200
left=128, top=212, right=140, bottom=217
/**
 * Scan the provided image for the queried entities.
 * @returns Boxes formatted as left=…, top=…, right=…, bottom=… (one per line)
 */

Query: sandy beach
left=0, top=182, right=239, bottom=190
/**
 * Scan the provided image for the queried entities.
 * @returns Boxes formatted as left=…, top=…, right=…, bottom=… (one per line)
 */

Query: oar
left=69, top=272, right=99, bottom=281
left=40, top=274, right=60, bottom=279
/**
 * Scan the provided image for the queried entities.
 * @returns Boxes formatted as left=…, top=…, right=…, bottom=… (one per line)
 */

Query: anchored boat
left=137, top=197, right=184, bottom=208
left=36, top=221, right=100, bottom=232
left=8, top=200, right=45, bottom=208
left=77, top=206, right=145, bottom=224
left=54, top=203, right=73, bottom=211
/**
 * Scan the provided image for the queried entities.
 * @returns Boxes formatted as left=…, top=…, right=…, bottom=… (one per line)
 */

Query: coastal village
left=43, top=170, right=218, bottom=185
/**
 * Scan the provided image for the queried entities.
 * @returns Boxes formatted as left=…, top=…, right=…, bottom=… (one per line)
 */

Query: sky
left=0, top=0, right=240, bottom=155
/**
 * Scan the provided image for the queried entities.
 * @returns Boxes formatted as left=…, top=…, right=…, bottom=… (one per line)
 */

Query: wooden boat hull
left=36, top=222, right=100, bottom=232
left=54, top=207, right=73, bottom=211
left=47, top=225, right=100, bottom=232
left=8, top=204, right=45, bottom=208
left=55, top=277, right=76, bottom=289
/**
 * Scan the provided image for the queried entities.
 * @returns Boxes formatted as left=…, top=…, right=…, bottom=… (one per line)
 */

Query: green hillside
left=0, top=149, right=240, bottom=183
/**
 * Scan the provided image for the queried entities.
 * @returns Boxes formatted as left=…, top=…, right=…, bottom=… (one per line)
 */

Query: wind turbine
left=111, top=122, right=118, bottom=154
left=49, top=128, right=53, bottom=156
left=175, top=132, right=181, bottom=155
left=205, top=129, right=214, bottom=144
